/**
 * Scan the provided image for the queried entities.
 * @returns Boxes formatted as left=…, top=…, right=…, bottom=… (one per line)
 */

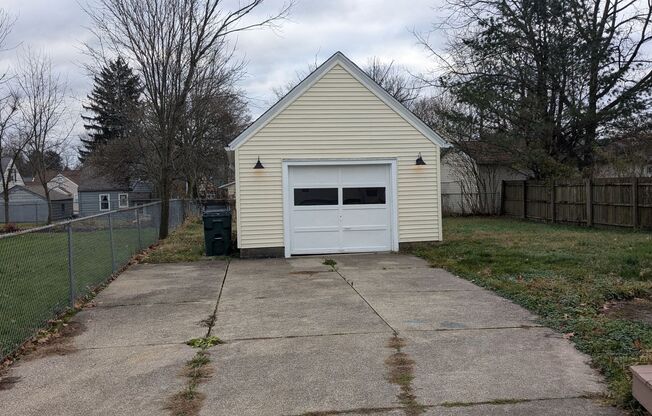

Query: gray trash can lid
left=203, top=204, right=231, bottom=217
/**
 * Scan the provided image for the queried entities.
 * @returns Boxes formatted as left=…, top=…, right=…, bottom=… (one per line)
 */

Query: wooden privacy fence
left=501, top=178, right=652, bottom=229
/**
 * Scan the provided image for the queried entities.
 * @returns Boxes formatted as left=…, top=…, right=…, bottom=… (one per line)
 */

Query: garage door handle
left=343, top=226, right=352, bottom=230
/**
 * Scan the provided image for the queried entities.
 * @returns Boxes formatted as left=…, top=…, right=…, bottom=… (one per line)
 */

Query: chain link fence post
left=109, top=212, right=117, bottom=273
left=136, top=207, right=142, bottom=250
left=66, top=222, right=76, bottom=308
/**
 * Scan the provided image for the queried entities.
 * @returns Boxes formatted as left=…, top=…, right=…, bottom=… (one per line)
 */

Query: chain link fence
left=0, top=199, right=197, bottom=359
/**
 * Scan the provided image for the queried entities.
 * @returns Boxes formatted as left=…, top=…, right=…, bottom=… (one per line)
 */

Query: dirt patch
left=165, top=390, right=206, bottom=416
left=385, top=336, right=425, bottom=416
left=0, top=375, right=20, bottom=391
left=22, top=321, right=85, bottom=361
left=603, top=298, right=652, bottom=325
left=289, top=270, right=322, bottom=276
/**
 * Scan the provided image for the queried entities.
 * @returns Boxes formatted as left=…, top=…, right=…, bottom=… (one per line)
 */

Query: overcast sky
left=0, top=0, right=446, bottom=121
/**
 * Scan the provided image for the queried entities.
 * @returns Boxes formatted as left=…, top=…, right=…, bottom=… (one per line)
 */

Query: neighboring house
left=77, top=168, right=153, bottom=217
left=226, top=52, right=449, bottom=258
left=218, top=181, right=235, bottom=199
left=440, top=141, right=528, bottom=215
left=0, top=184, right=73, bottom=223
left=594, top=136, right=652, bottom=178
left=1, top=157, right=25, bottom=188
left=45, top=169, right=82, bottom=214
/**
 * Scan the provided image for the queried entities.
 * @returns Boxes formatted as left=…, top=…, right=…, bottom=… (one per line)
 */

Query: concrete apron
left=0, top=262, right=227, bottom=416
left=0, top=254, right=622, bottom=416
left=202, top=254, right=621, bottom=416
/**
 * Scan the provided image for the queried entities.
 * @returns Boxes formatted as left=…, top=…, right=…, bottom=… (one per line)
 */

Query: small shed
left=227, top=52, right=449, bottom=258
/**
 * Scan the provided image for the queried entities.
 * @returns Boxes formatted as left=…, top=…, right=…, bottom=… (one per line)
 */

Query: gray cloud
left=1, top=0, right=447, bottom=122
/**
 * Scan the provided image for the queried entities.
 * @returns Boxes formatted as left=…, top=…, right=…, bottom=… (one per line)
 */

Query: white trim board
left=227, top=52, right=450, bottom=151
left=282, top=158, right=399, bottom=258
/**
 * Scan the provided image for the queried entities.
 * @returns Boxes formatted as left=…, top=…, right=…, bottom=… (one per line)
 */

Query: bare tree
left=418, top=0, right=652, bottom=178
left=16, top=49, right=72, bottom=224
left=84, top=0, right=292, bottom=238
left=178, top=55, right=249, bottom=200
left=273, top=55, right=422, bottom=107
left=0, top=9, right=24, bottom=226
left=365, top=57, right=421, bottom=108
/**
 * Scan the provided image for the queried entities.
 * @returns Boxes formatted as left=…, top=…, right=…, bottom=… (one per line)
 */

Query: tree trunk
left=159, top=166, right=171, bottom=239
left=43, top=184, right=52, bottom=224
left=3, top=188, right=9, bottom=225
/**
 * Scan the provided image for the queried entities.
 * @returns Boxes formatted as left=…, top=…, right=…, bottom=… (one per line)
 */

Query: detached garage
left=227, top=52, right=448, bottom=258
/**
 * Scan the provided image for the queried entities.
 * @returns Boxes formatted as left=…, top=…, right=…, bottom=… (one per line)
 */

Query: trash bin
left=202, top=205, right=232, bottom=256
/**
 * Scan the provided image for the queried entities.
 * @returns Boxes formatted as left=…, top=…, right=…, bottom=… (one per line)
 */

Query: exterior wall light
left=254, top=157, right=264, bottom=169
left=415, top=153, right=426, bottom=165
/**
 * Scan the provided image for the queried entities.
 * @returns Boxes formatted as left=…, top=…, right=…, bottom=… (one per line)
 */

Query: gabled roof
left=227, top=51, right=450, bottom=151
left=78, top=167, right=130, bottom=192
left=0, top=184, right=71, bottom=201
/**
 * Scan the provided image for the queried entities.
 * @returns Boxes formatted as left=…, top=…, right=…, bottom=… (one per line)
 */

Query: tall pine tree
left=79, top=57, right=142, bottom=163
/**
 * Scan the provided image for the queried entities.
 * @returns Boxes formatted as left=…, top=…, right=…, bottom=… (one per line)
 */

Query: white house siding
left=236, top=64, right=441, bottom=249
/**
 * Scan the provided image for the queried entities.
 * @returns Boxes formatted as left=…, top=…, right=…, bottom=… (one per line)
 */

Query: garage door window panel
left=294, top=188, right=338, bottom=206
left=343, top=187, right=386, bottom=205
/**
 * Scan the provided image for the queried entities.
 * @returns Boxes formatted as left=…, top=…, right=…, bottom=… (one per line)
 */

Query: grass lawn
left=407, top=217, right=652, bottom=412
left=142, top=216, right=205, bottom=263
left=0, top=223, right=159, bottom=359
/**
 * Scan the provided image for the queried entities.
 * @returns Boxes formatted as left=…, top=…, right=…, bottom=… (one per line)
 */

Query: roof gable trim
left=227, top=52, right=450, bottom=151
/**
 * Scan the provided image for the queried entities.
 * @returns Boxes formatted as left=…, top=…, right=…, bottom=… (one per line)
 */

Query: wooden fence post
left=585, top=178, right=593, bottom=227
left=550, top=181, right=556, bottom=223
left=522, top=180, right=527, bottom=219
left=633, top=177, right=639, bottom=229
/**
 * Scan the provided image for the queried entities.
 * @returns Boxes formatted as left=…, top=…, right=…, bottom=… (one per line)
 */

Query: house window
left=99, top=194, right=110, bottom=211
left=118, top=193, right=129, bottom=208
left=8, top=168, right=16, bottom=182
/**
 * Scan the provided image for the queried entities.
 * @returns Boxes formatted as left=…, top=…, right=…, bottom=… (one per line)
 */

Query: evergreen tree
left=79, top=57, right=142, bottom=163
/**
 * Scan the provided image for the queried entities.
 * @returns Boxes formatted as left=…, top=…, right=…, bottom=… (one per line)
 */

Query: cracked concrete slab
left=330, top=252, right=431, bottom=270
left=214, top=292, right=391, bottom=340
left=341, top=398, right=621, bottom=415
left=359, top=289, right=539, bottom=331
left=220, top=269, right=345, bottom=300
left=337, top=267, right=483, bottom=293
left=199, top=333, right=400, bottom=416
left=0, top=253, right=625, bottom=416
left=403, top=327, right=606, bottom=405
left=0, top=344, right=195, bottom=416
left=71, top=301, right=215, bottom=348
left=95, top=262, right=226, bottom=306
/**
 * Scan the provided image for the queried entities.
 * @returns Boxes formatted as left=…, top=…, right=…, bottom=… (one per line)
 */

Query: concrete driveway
left=0, top=254, right=621, bottom=415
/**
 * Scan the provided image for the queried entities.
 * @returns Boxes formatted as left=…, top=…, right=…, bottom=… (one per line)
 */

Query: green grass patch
left=186, top=336, right=223, bottom=349
left=0, top=224, right=153, bottom=359
left=142, top=217, right=205, bottom=263
left=406, top=217, right=652, bottom=413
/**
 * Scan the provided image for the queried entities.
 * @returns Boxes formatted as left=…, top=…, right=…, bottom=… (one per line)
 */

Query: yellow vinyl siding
left=236, top=64, right=441, bottom=249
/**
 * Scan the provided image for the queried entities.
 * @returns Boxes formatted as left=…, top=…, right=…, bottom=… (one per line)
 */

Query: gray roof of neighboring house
left=1, top=156, right=14, bottom=171
left=78, top=167, right=130, bottom=192
left=0, top=184, right=72, bottom=201
left=78, top=167, right=153, bottom=194
left=24, top=183, right=72, bottom=201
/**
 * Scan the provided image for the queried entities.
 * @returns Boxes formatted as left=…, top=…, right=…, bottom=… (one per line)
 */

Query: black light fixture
left=416, top=152, right=426, bottom=165
left=253, top=156, right=264, bottom=169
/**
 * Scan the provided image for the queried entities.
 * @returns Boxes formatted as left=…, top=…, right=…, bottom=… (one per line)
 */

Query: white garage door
left=287, top=163, right=394, bottom=255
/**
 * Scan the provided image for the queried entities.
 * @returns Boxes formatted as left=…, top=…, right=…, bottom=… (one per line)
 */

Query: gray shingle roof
left=78, top=167, right=130, bottom=192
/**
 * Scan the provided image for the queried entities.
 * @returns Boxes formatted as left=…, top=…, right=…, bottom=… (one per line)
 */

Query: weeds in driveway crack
left=165, top=259, right=230, bottom=416
left=385, top=335, right=426, bottom=416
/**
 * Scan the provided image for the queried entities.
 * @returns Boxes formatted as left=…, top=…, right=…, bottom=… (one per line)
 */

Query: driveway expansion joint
left=222, top=330, right=393, bottom=343
left=331, top=265, right=397, bottom=335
